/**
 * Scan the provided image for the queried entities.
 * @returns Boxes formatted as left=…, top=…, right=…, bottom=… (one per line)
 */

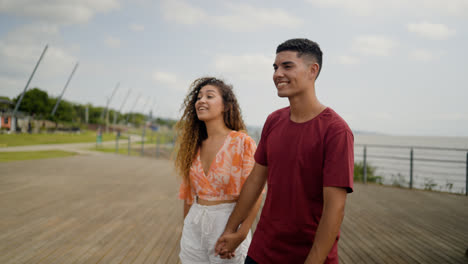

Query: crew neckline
left=287, top=106, right=329, bottom=125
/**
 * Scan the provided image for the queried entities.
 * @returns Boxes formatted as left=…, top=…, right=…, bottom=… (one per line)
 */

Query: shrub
left=354, top=162, right=382, bottom=183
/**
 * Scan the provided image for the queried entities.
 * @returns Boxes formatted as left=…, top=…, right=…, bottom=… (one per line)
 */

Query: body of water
left=248, top=125, right=468, bottom=194
left=355, top=134, right=468, bottom=194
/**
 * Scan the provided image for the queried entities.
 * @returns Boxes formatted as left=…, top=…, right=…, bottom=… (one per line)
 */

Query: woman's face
left=195, top=85, right=225, bottom=122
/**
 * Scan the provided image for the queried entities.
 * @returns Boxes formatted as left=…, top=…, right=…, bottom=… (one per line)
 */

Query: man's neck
left=288, top=85, right=326, bottom=123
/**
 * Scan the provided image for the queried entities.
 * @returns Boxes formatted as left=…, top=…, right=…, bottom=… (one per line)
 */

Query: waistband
left=193, top=200, right=236, bottom=211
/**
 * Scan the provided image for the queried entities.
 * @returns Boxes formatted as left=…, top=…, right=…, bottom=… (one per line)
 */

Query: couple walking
left=174, top=38, right=354, bottom=264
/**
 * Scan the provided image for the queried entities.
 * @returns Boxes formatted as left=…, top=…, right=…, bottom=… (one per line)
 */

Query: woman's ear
left=224, top=104, right=231, bottom=113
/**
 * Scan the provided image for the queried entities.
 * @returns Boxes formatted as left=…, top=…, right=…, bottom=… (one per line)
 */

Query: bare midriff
left=197, top=198, right=237, bottom=206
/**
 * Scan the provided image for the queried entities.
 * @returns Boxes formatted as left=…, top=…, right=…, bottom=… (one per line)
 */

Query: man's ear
left=309, top=63, right=320, bottom=80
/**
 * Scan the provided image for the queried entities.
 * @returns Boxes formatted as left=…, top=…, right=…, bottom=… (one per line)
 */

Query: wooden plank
left=1, top=155, right=467, bottom=264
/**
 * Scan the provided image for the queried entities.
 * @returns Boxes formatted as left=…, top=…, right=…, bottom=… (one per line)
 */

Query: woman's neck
left=204, top=118, right=231, bottom=139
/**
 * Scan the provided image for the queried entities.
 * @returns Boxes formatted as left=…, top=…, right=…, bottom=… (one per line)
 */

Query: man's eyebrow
left=273, top=61, right=294, bottom=67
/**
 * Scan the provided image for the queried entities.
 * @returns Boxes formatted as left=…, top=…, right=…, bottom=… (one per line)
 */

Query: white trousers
left=179, top=202, right=251, bottom=264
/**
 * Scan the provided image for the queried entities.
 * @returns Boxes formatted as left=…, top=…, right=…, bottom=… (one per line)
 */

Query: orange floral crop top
left=179, top=130, right=257, bottom=204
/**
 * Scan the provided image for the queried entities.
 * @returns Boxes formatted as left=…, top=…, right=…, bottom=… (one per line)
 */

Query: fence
left=355, top=144, right=468, bottom=195
left=100, top=130, right=176, bottom=159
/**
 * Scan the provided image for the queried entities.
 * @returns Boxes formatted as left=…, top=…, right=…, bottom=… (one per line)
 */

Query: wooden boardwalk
left=0, top=153, right=467, bottom=263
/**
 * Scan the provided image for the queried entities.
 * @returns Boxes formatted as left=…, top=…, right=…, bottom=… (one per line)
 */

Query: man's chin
left=277, top=91, right=289, bottom=98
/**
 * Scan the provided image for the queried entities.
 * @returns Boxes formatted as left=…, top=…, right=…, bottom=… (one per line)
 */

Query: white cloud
left=152, top=71, right=188, bottom=92
left=407, top=22, right=456, bottom=40
left=213, top=3, right=302, bottom=32
left=213, top=53, right=274, bottom=81
left=409, top=49, right=445, bottom=62
left=152, top=71, right=178, bottom=84
left=160, top=0, right=302, bottom=31
left=0, top=0, right=120, bottom=24
left=307, top=0, right=468, bottom=17
left=433, top=113, right=468, bottom=121
left=335, top=55, right=360, bottom=65
left=353, top=35, right=398, bottom=57
left=306, top=0, right=376, bottom=16
left=161, top=0, right=207, bottom=25
left=0, top=23, right=77, bottom=93
left=129, top=23, right=145, bottom=32
left=104, top=36, right=121, bottom=48
left=0, top=76, right=23, bottom=98
left=409, top=49, right=434, bottom=62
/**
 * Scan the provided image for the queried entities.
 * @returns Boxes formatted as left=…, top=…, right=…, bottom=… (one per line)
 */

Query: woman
left=175, top=77, right=261, bottom=263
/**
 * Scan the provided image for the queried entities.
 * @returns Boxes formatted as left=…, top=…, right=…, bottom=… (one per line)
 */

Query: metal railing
left=100, top=131, right=176, bottom=159
left=356, top=144, right=468, bottom=195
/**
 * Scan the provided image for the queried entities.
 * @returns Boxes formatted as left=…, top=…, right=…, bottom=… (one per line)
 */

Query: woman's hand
left=215, top=230, right=246, bottom=259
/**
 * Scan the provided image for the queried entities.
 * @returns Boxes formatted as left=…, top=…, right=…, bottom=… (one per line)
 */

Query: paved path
left=0, top=154, right=467, bottom=263
left=0, top=135, right=143, bottom=155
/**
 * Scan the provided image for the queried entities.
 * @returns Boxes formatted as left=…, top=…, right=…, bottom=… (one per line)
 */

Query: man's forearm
left=305, top=187, right=347, bottom=264
left=224, top=164, right=267, bottom=233
left=305, top=206, right=344, bottom=263
left=237, top=196, right=263, bottom=236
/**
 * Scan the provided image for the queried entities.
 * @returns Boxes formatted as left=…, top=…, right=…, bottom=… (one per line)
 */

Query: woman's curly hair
left=174, top=77, right=246, bottom=186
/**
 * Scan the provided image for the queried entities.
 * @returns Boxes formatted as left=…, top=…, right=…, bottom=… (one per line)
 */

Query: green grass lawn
left=0, top=150, right=77, bottom=162
left=0, top=131, right=127, bottom=147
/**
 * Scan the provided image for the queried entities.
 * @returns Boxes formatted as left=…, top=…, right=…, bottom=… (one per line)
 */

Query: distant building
left=0, top=113, right=11, bottom=129
left=0, top=99, right=13, bottom=130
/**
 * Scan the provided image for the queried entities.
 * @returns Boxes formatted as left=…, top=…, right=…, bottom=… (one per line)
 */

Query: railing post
left=465, top=152, right=468, bottom=196
left=141, top=126, right=146, bottom=156
left=115, top=133, right=119, bottom=154
left=156, top=134, right=160, bottom=158
left=363, top=146, right=367, bottom=184
left=410, top=148, right=414, bottom=189
left=128, top=136, right=131, bottom=156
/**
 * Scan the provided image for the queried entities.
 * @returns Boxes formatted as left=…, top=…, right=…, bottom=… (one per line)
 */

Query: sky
left=0, top=0, right=467, bottom=137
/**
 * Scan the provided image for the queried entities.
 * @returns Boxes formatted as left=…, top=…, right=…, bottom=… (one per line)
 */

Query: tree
left=0, top=96, right=13, bottom=111
left=49, top=98, right=76, bottom=122
left=13, top=88, right=51, bottom=117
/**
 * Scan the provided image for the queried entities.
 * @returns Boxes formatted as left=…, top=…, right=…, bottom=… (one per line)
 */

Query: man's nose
left=273, top=68, right=283, bottom=79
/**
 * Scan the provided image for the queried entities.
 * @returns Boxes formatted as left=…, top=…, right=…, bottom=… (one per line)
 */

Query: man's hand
left=214, top=231, right=246, bottom=259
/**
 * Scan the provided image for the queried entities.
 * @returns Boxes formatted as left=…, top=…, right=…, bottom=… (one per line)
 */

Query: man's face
left=273, top=51, right=313, bottom=98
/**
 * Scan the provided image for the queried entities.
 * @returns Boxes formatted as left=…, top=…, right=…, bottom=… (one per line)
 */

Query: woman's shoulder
left=230, top=130, right=250, bottom=139
left=229, top=130, right=256, bottom=146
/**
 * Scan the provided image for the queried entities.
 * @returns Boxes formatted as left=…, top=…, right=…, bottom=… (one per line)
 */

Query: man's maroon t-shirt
left=249, top=107, right=354, bottom=264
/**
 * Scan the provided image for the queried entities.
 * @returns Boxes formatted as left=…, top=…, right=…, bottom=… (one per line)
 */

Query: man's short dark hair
left=276, top=38, right=323, bottom=79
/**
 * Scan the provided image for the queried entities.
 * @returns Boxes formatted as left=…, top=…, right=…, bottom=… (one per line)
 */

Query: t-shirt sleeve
left=240, top=136, right=257, bottom=185
left=178, top=179, right=194, bottom=204
left=254, top=116, right=271, bottom=166
left=323, top=130, right=354, bottom=193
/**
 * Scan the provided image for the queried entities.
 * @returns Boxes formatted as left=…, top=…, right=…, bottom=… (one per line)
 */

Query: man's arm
left=215, top=163, right=267, bottom=256
left=304, top=186, right=347, bottom=264
left=216, top=195, right=263, bottom=258
left=224, top=162, right=267, bottom=233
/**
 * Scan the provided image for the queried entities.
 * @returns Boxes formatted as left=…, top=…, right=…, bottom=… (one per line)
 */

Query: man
left=215, top=38, right=354, bottom=263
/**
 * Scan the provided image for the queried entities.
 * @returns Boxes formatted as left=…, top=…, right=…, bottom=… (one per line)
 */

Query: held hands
left=214, top=230, right=245, bottom=259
